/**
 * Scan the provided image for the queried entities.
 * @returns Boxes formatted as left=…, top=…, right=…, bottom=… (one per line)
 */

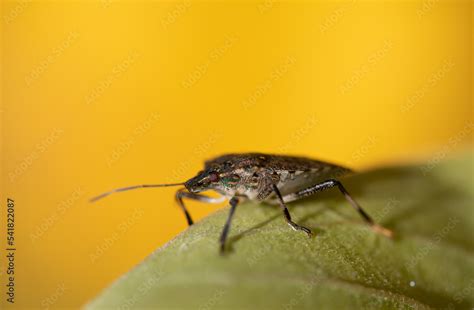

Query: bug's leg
left=219, top=197, right=239, bottom=254
left=284, top=179, right=393, bottom=237
left=272, top=184, right=312, bottom=237
left=175, top=188, right=226, bottom=226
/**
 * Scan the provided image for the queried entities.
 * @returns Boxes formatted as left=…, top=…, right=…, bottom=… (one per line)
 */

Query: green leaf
left=86, top=151, right=474, bottom=309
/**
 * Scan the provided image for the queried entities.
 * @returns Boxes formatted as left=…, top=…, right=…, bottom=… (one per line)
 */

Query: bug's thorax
left=185, top=165, right=260, bottom=198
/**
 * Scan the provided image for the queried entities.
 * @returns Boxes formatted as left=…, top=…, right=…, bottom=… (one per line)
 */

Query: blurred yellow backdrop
left=1, top=0, right=472, bottom=308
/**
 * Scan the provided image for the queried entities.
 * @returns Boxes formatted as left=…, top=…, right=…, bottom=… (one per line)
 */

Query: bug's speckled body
left=185, top=153, right=352, bottom=201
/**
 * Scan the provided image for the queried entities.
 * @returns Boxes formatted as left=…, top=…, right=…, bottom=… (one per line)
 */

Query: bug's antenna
left=90, top=183, right=185, bottom=203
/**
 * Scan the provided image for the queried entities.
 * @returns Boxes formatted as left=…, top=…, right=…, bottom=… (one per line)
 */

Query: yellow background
left=1, top=0, right=472, bottom=308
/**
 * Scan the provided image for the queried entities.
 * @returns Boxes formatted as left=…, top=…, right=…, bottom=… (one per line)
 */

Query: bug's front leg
left=219, top=197, right=239, bottom=254
left=175, top=188, right=226, bottom=226
left=272, top=184, right=312, bottom=237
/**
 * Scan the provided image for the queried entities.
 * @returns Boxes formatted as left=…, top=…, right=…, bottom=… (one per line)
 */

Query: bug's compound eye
left=209, top=172, right=220, bottom=182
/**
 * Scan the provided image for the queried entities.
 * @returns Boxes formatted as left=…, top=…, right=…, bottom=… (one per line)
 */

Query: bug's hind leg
left=175, top=188, right=226, bottom=226
left=283, top=179, right=393, bottom=238
left=272, top=185, right=312, bottom=237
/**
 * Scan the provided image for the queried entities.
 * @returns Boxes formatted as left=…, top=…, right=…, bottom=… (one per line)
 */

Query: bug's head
left=184, top=169, right=241, bottom=193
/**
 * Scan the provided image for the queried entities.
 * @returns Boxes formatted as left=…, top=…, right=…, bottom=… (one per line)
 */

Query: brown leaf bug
left=91, top=153, right=393, bottom=254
